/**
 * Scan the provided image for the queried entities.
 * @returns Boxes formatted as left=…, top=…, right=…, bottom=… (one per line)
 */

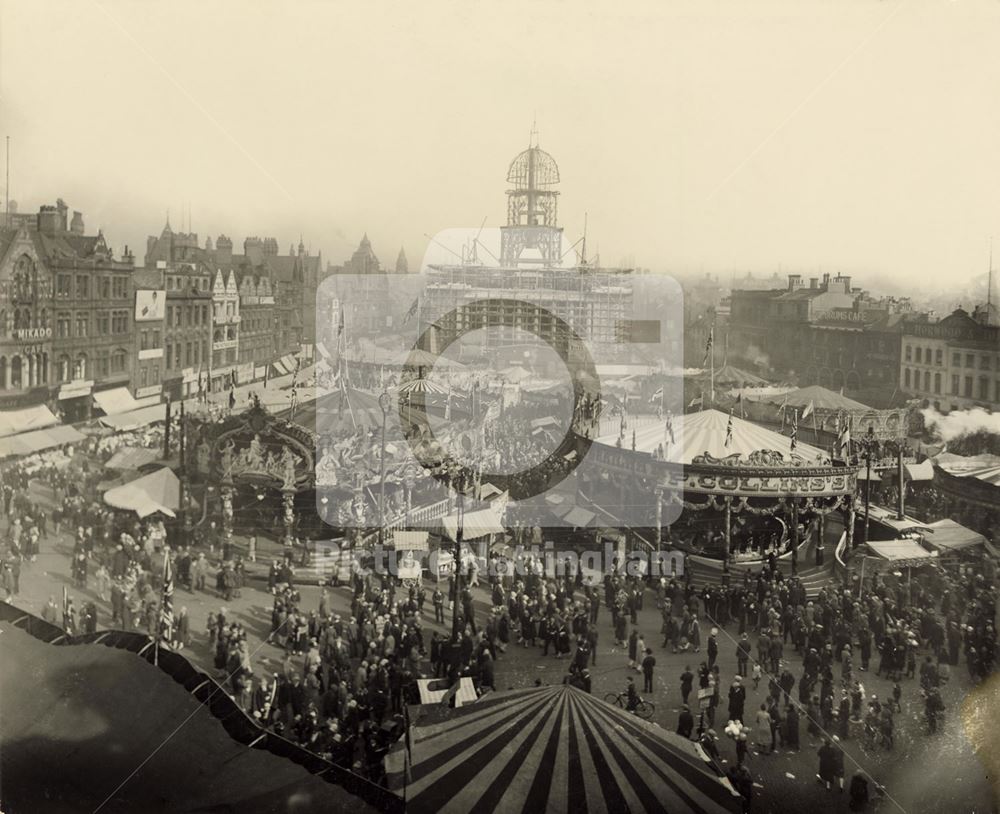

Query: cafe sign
left=14, top=327, right=52, bottom=341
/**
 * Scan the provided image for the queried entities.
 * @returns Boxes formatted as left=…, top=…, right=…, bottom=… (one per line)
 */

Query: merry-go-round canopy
left=749, top=384, right=871, bottom=412
left=388, top=683, right=741, bottom=814
left=597, top=408, right=829, bottom=465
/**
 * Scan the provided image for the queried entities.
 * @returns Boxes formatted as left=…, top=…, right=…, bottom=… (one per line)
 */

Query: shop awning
left=442, top=506, right=505, bottom=541
left=906, top=460, right=935, bottom=481
left=271, top=354, right=298, bottom=376
left=103, top=467, right=179, bottom=518
left=0, top=424, right=86, bottom=458
left=865, top=539, right=938, bottom=566
left=923, top=519, right=986, bottom=552
left=104, top=446, right=162, bottom=471
left=563, top=506, right=596, bottom=527
left=0, top=405, right=59, bottom=438
left=93, top=387, right=160, bottom=416
left=391, top=531, right=429, bottom=551
left=99, top=404, right=168, bottom=431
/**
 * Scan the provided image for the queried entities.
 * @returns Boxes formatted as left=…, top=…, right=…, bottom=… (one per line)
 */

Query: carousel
left=584, top=408, right=859, bottom=575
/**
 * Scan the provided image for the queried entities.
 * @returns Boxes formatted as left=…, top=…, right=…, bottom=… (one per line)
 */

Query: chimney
left=56, top=198, right=68, bottom=231
left=787, top=273, right=801, bottom=291
left=70, top=211, right=85, bottom=235
left=842, top=275, right=852, bottom=293
left=822, top=272, right=830, bottom=288
left=810, top=277, right=818, bottom=289
left=37, top=205, right=60, bottom=234
left=216, top=235, right=233, bottom=263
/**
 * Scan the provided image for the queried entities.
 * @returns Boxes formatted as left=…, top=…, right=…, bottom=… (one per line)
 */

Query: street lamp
left=378, top=390, right=391, bottom=547
left=857, top=425, right=878, bottom=546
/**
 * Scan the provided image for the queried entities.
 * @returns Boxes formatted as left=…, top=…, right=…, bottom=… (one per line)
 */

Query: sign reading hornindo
left=13, top=327, right=52, bottom=341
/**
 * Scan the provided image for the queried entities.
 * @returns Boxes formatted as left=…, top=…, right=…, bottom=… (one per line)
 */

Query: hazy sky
left=2, top=0, right=999, bottom=290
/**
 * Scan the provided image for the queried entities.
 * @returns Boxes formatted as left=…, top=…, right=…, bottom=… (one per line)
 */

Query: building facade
left=901, top=307, right=1000, bottom=411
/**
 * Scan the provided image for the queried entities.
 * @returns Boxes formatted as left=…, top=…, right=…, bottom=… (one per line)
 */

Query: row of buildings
left=717, top=271, right=1000, bottom=411
left=0, top=197, right=405, bottom=423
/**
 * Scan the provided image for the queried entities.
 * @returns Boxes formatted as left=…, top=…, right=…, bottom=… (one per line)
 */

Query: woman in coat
left=755, top=703, right=772, bottom=752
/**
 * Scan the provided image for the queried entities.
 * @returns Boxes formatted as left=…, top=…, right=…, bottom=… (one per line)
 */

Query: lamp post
left=858, top=425, right=878, bottom=547
left=378, top=390, right=391, bottom=548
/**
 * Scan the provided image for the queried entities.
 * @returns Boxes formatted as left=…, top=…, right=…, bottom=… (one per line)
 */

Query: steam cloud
left=921, top=406, right=1000, bottom=442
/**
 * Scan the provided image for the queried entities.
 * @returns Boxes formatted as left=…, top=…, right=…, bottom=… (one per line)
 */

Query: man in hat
left=707, top=627, right=719, bottom=670
left=728, top=676, right=746, bottom=723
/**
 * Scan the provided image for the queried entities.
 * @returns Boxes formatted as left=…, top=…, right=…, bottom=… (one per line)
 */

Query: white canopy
left=103, top=467, right=180, bottom=518
left=442, top=506, right=505, bottom=541
left=0, top=404, right=59, bottom=437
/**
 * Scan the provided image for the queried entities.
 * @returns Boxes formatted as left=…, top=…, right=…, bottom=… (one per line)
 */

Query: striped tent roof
left=597, top=408, right=829, bottom=464
left=750, top=384, right=871, bottom=411
left=390, top=683, right=742, bottom=814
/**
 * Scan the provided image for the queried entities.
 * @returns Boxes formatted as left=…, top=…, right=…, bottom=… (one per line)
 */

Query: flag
left=801, top=399, right=814, bottom=420
left=263, top=363, right=270, bottom=388
left=735, top=392, right=745, bottom=418
left=776, top=395, right=788, bottom=415
left=702, top=327, right=714, bottom=367
left=403, top=297, right=419, bottom=325
left=790, top=409, right=798, bottom=451
left=159, top=550, right=174, bottom=645
left=649, top=386, right=663, bottom=404
left=724, top=410, right=734, bottom=447
left=688, top=393, right=703, bottom=410
left=230, top=368, right=237, bottom=390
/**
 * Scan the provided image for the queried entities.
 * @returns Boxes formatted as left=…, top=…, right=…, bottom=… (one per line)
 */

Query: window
left=981, top=356, right=991, bottom=370
left=96, top=350, right=109, bottom=378
left=952, top=352, right=960, bottom=367
left=966, top=354, right=974, bottom=368
left=76, top=314, right=89, bottom=337
left=112, top=277, right=127, bottom=299
left=152, top=366, right=160, bottom=385
left=57, top=274, right=72, bottom=297
left=166, top=344, right=172, bottom=369
left=96, top=311, right=110, bottom=335
left=100, top=278, right=111, bottom=300
left=934, top=373, right=941, bottom=394
left=202, top=305, right=209, bottom=325
left=904, top=368, right=911, bottom=388
left=76, top=276, right=89, bottom=299
left=914, top=347, right=922, bottom=364
left=140, top=367, right=148, bottom=388
left=152, top=329, right=160, bottom=347
left=140, top=330, right=148, bottom=351
left=58, top=355, right=70, bottom=382
left=951, top=374, right=960, bottom=394
left=167, top=277, right=175, bottom=291
left=980, top=377, right=989, bottom=400
left=965, top=376, right=973, bottom=397
left=923, top=370, right=930, bottom=392
left=935, top=349, right=942, bottom=366
left=185, top=342, right=192, bottom=366
left=111, top=349, right=127, bottom=374
left=56, top=312, right=71, bottom=339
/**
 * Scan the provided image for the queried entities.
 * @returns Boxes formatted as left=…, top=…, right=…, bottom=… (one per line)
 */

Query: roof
left=598, top=408, right=829, bottom=465
left=923, top=519, right=986, bottom=552
left=0, top=620, right=384, bottom=814
left=103, top=466, right=179, bottom=517
left=691, top=364, right=769, bottom=387
left=104, top=446, right=162, bottom=471
left=388, top=683, right=742, bottom=814
left=865, top=538, right=938, bottom=565
left=442, top=505, right=505, bottom=541
left=751, top=385, right=871, bottom=411
left=933, top=453, right=1000, bottom=488
left=0, top=424, right=85, bottom=457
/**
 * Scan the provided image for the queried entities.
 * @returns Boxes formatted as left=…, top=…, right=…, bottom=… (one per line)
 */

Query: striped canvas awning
left=389, top=684, right=741, bottom=814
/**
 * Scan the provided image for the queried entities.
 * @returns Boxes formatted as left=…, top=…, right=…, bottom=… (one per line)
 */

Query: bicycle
left=604, top=692, right=655, bottom=720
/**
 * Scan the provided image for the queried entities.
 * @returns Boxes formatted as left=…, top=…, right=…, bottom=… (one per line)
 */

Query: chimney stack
left=810, top=277, right=818, bottom=289
left=787, top=273, right=802, bottom=291
left=70, top=211, right=85, bottom=235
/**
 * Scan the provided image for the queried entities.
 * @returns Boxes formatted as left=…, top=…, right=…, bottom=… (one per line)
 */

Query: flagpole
left=710, top=328, right=715, bottom=406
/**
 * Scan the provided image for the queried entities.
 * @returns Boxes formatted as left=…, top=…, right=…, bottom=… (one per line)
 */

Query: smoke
left=744, top=344, right=770, bottom=369
left=921, top=406, right=1000, bottom=442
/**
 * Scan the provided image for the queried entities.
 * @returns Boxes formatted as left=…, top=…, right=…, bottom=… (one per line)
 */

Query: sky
left=2, top=0, right=1000, bottom=293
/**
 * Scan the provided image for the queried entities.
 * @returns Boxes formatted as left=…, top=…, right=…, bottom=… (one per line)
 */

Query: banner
left=135, top=290, right=166, bottom=322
